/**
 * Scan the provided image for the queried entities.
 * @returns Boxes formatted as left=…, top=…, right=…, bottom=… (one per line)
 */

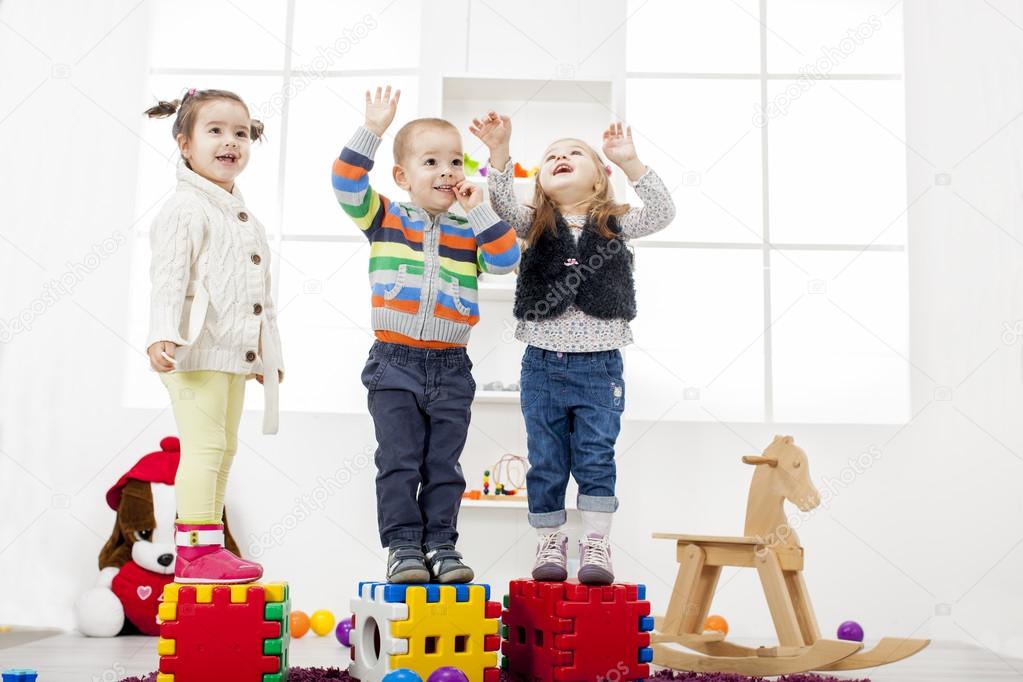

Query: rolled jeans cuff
left=527, top=508, right=567, bottom=528
left=578, top=494, right=619, bottom=513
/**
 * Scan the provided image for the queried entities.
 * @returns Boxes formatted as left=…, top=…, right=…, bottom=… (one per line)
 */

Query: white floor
left=2, top=634, right=1023, bottom=681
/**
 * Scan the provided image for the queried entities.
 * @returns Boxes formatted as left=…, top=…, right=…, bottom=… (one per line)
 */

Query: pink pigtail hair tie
left=605, top=164, right=612, bottom=176
left=185, top=87, right=197, bottom=98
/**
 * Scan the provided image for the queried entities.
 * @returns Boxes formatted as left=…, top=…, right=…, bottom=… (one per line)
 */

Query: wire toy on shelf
left=486, top=453, right=528, bottom=496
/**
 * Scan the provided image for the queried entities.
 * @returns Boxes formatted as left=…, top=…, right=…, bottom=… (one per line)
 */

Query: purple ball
left=836, top=620, right=864, bottom=642
left=335, top=616, right=354, bottom=647
left=426, top=667, right=469, bottom=682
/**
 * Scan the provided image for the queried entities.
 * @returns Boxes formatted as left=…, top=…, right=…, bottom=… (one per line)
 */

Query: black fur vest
left=513, top=214, right=636, bottom=322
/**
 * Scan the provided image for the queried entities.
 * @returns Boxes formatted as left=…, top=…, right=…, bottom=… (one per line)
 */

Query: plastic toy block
left=502, top=579, right=652, bottom=682
left=350, top=581, right=500, bottom=682
left=156, top=582, right=290, bottom=682
left=2, top=671, right=38, bottom=682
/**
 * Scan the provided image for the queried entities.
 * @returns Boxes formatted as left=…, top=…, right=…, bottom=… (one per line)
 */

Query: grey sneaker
left=578, top=533, right=614, bottom=585
left=387, top=546, right=430, bottom=584
left=532, top=530, right=568, bottom=581
left=424, top=544, right=475, bottom=584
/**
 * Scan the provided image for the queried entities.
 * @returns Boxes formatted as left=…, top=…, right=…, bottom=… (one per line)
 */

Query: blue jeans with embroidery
left=519, top=345, right=624, bottom=528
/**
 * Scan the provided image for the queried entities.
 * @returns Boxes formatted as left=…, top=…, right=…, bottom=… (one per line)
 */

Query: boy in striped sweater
left=333, top=86, right=520, bottom=583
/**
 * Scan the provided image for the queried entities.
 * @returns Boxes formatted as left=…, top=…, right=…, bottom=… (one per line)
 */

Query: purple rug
left=120, top=669, right=870, bottom=682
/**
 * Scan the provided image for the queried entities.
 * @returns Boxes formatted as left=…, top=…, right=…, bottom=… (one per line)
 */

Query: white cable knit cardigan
left=147, top=162, right=284, bottom=434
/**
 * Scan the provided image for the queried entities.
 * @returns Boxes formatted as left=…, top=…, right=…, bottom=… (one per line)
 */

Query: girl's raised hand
left=469, top=111, right=512, bottom=151
left=365, top=85, right=401, bottom=137
left=453, top=179, right=483, bottom=211
left=602, top=122, right=638, bottom=166
left=602, top=122, right=647, bottom=181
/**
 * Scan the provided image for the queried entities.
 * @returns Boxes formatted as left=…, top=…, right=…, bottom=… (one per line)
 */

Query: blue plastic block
left=639, top=615, right=654, bottom=632
left=636, top=583, right=646, bottom=600
left=638, top=647, right=653, bottom=663
left=3, top=670, right=39, bottom=682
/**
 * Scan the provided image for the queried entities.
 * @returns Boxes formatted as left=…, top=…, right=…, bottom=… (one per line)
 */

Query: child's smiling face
left=394, top=127, right=466, bottom=215
left=177, top=99, right=252, bottom=193
left=538, top=138, right=602, bottom=209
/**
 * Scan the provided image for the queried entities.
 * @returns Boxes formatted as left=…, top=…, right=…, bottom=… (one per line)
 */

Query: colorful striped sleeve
left=466, top=204, right=520, bottom=275
left=332, top=126, right=388, bottom=240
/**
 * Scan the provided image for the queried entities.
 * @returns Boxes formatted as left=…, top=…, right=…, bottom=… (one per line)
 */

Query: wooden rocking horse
left=650, top=435, right=929, bottom=675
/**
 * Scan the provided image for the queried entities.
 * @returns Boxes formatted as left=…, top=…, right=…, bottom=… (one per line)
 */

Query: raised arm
left=602, top=122, right=676, bottom=239
left=469, top=112, right=534, bottom=237
left=332, top=86, right=401, bottom=240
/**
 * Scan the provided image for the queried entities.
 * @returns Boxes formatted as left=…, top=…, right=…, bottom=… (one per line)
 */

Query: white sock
left=536, top=524, right=565, bottom=538
left=581, top=510, right=613, bottom=538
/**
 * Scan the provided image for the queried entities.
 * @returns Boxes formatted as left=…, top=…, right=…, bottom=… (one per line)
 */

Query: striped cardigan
left=332, top=126, right=520, bottom=347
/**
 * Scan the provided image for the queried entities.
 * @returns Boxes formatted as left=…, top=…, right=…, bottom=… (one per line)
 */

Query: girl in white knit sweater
left=144, top=89, right=284, bottom=584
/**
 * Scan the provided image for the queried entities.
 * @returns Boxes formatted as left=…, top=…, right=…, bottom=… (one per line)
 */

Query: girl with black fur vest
left=470, top=113, right=675, bottom=585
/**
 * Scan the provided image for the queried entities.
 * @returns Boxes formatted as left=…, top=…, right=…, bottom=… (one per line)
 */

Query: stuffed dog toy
left=74, top=436, right=240, bottom=636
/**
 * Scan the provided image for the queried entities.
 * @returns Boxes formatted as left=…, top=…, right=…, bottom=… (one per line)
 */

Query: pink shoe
left=174, top=522, right=262, bottom=584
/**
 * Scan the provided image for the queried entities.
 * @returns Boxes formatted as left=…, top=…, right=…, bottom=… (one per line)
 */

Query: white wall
left=2, top=0, right=1023, bottom=663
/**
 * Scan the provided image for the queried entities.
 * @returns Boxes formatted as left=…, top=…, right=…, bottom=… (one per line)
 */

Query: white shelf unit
left=474, top=389, right=520, bottom=404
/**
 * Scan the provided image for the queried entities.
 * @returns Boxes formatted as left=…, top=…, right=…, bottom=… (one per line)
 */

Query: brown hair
left=392, top=117, right=459, bottom=164
left=143, top=88, right=265, bottom=143
left=526, top=138, right=628, bottom=245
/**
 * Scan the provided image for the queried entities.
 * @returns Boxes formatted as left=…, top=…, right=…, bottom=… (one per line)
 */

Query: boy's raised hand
left=602, top=122, right=646, bottom=182
left=453, top=180, right=483, bottom=212
left=365, top=85, right=400, bottom=137
left=469, top=111, right=512, bottom=150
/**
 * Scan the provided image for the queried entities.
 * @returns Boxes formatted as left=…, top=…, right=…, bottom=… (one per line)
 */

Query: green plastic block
left=501, top=623, right=509, bottom=640
left=264, top=636, right=285, bottom=656
left=266, top=599, right=288, bottom=622
left=503, top=594, right=509, bottom=608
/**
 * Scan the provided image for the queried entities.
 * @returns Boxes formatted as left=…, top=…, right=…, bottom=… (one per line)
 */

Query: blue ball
left=383, top=669, right=423, bottom=682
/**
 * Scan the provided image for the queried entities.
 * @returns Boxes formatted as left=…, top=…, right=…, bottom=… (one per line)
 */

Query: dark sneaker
left=386, top=546, right=430, bottom=584
left=578, top=533, right=614, bottom=585
left=531, top=530, right=568, bottom=581
left=424, top=544, right=474, bottom=584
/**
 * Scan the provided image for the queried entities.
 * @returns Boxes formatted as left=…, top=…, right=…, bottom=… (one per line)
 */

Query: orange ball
left=704, top=614, right=729, bottom=635
left=290, top=610, right=311, bottom=638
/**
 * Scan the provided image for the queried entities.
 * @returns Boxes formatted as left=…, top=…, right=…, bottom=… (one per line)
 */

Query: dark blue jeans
left=520, top=346, right=624, bottom=528
left=361, top=341, right=475, bottom=548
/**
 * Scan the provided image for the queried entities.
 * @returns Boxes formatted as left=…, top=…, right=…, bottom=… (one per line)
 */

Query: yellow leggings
left=161, top=371, right=246, bottom=524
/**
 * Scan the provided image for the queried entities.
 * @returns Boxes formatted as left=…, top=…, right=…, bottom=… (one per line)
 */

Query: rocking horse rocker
left=650, top=435, right=929, bottom=675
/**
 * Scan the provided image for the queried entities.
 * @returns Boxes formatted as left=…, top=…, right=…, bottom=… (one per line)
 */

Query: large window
left=622, top=0, right=909, bottom=423
left=126, top=0, right=910, bottom=425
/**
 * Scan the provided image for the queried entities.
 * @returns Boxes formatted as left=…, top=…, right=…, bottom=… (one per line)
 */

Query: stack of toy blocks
left=501, top=580, right=654, bottom=682
left=156, top=582, right=290, bottom=682
left=349, top=581, right=501, bottom=682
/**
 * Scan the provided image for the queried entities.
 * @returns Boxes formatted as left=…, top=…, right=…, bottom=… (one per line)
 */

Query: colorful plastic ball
left=427, top=668, right=469, bottom=682
left=382, top=669, right=422, bottom=682
left=704, top=614, right=729, bottom=635
left=289, top=610, right=310, bottom=638
left=310, top=609, right=335, bottom=636
left=335, top=615, right=354, bottom=647
left=836, top=620, right=864, bottom=642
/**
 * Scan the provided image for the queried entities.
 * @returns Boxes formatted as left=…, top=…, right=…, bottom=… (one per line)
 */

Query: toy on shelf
left=483, top=469, right=490, bottom=496
left=478, top=166, right=488, bottom=178
left=310, top=609, right=335, bottom=637
left=157, top=582, right=290, bottom=682
left=502, top=579, right=653, bottom=682
left=2, top=670, right=38, bottom=682
left=513, top=162, right=529, bottom=178
left=463, top=153, right=481, bottom=177
left=488, top=453, right=527, bottom=496
left=349, top=582, right=501, bottom=682
left=649, top=435, right=929, bottom=675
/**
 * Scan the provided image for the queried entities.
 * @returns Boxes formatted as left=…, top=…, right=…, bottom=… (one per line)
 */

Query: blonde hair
left=527, top=138, right=628, bottom=244
left=392, top=118, right=460, bottom=164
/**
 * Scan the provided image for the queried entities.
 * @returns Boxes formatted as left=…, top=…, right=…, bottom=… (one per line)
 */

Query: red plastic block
left=502, top=579, right=651, bottom=682
left=160, top=586, right=282, bottom=681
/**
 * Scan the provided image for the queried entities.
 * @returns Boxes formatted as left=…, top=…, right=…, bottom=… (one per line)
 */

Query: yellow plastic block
left=158, top=602, right=177, bottom=622
left=391, top=585, right=498, bottom=682
left=156, top=674, right=174, bottom=682
left=264, top=582, right=286, bottom=603
left=230, top=584, right=251, bottom=603
left=163, top=583, right=181, bottom=603
left=157, top=637, right=176, bottom=655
